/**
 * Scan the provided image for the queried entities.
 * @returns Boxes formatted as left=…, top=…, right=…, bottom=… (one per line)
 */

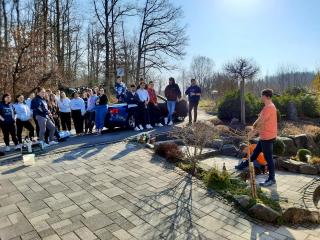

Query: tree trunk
left=104, top=0, right=110, bottom=93
left=240, top=78, right=246, bottom=125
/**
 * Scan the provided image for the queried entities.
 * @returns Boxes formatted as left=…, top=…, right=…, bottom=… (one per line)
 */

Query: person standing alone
left=185, top=79, right=201, bottom=124
left=164, top=77, right=181, bottom=125
left=248, top=89, right=278, bottom=187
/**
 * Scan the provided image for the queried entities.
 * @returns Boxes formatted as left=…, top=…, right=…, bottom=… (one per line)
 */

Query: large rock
left=234, top=195, right=251, bottom=208
left=248, top=203, right=281, bottom=223
left=299, top=164, right=318, bottom=175
left=290, top=134, right=309, bottom=149
left=279, top=159, right=305, bottom=173
left=287, top=101, right=299, bottom=121
left=221, top=144, right=239, bottom=157
left=283, top=208, right=319, bottom=224
left=207, top=139, right=224, bottom=150
left=277, top=137, right=297, bottom=155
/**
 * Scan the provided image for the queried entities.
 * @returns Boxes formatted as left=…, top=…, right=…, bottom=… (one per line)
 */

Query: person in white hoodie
left=136, top=81, right=153, bottom=130
left=58, top=91, right=72, bottom=132
left=70, top=92, right=86, bottom=135
left=13, top=94, right=35, bottom=144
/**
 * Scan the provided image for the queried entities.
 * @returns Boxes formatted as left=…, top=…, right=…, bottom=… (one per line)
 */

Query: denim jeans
left=249, top=139, right=276, bottom=180
left=95, top=105, right=107, bottom=130
left=167, top=101, right=176, bottom=122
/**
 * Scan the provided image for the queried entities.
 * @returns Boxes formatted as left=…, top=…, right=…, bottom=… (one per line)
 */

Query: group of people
left=0, top=76, right=203, bottom=155
left=0, top=86, right=109, bottom=154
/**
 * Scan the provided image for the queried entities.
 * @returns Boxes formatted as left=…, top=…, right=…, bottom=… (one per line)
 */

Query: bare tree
left=190, top=55, right=214, bottom=91
left=135, top=0, right=187, bottom=82
left=224, top=58, right=260, bottom=125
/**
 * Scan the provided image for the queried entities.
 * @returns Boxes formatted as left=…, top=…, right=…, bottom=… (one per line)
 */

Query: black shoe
left=0, top=151, right=5, bottom=156
left=259, top=179, right=276, bottom=187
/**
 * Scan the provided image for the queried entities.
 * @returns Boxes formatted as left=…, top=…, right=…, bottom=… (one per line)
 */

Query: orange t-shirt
left=244, top=144, right=267, bottom=166
left=259, top=103, right=277, bottom=140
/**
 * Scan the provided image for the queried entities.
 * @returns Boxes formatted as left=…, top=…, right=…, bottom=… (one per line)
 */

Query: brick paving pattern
left=0, top=142, right=319, bottom=240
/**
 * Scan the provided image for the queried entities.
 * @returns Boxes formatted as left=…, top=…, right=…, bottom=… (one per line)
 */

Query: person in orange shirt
left=248, top=88, right=278, bottom=187
left=235, top=143, right=267, bottom=174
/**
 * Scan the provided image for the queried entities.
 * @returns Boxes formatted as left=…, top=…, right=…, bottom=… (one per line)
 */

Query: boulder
left=277, top=137, right=297, bottom=155
left=279, top=159, right=305, bottom=173
left=290, top=134, right=308, bottom=149
left=221, top=144, right=239, bottom=157
left=283, top=208, right=319, bottom=224
left=287, top=101, right=299, bottom=121
left=299, top=164, right=318, bottom=175
left=207, top=139, right=224, bottom=150
left=248, top=203, right=281, bottom=223
left=234, top=195, right=251, bottom=208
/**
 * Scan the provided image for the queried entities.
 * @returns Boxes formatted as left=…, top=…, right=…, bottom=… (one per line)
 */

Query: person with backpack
left=0, top=93, right=20, bottom=151
left=164, top=77, right=181, bottom=125
left=185, top=79, right=202, bottom=124
left=31, top=87, right=58, bottom=148
left=13, top=94, right=35, bottom=144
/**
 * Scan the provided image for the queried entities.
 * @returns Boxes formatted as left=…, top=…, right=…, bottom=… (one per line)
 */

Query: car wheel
left=126, top=114, right=136, bottom=129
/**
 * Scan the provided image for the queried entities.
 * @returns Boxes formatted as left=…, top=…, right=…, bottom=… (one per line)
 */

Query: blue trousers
left=250, top=139, right=276, bottom=180
left=95, top=105, right=107, bottom=130
left=167, top=101, right=176, bottom=122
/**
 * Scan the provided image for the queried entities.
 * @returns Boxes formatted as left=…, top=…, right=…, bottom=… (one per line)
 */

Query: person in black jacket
left=0, top=93, right=19, bottom=151
left=31, top=87, right=58, bottom=148
left=164, top=77, right=181, bottom=125
left=185, top=79, right=202, bottom=124
left=126, top=84, right=141, bottom=131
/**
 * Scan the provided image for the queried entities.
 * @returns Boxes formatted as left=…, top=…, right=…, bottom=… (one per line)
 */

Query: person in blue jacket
left=31, top=87, right=58, bottom=148
left=185, top=79, right=202, bottom=124
left=0, top=93, right=19, bottom=151
left=114, top=76, right=127, bottom=103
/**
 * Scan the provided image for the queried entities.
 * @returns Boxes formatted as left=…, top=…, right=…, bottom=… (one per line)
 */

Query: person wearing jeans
left=248, top=89, right=278, bottom=187
left=164, top=77, right=181, bottom=125
left=13, top=94, right=35, bottom=144
left=0, top=93, right=19, bottom=151
left=185, top=79, right=201, bottom=124
left=31, top=87, right=58, bottom=148
left=95, top=88, right=108, bottom=135
left=136, top=81, right=152, bottom=130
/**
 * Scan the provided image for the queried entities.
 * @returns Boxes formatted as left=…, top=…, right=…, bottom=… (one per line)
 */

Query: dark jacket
left=185, top=85, right=202, bottom=103
left=31, top=95, right=49, bottom=118
left=165, top=81, right=181, bottom=101
left=96, top=94, right=108, bottom=106
left=126, top=91, right=140, bottom=105
left=0, top=103, right=15, bottom=124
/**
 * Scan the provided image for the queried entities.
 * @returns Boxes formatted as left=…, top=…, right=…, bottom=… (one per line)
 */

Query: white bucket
left=23, top=154, right=35, bottom=166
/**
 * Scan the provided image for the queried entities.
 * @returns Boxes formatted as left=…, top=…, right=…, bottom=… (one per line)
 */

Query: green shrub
left=297, top=149, right=312, bottom=162
left=217, top=90, right=262, bottom=121
left=273, top=138, right=286, bottom=156
left=203, top=167, right=231, bottom=190
left=155, top=143, right=184, bottom=162
left=300, top=95, right=320, bottom=118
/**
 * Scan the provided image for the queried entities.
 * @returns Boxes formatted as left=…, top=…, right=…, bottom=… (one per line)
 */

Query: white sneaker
left=134, top=127, right=140, bottom=131
left=168, top=121, right=173, bottom=126
left=49, top=141, right=59, bottom=146
left=139, top=125, right=144, bottom=130
left=40, top=141, right=49, bottom=149
left=5, top=146, right=10, bottom=152
left=146, top=124, right=153, bottom=129
left=164, top=118, right=168, bottom=125
left=157, top=123, right=163, bottom=127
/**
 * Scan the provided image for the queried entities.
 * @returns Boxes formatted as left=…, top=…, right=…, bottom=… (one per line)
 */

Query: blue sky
left=173, top=0, right=320, bottom=75
left=78, top=0, right=320, bottom=76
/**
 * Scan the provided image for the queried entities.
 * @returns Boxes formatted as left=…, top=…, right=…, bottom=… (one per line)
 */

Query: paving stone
left=0, top=204, right=19, bottom=218
left=81, top=213, right=113, bottom=231
left=43, top=234, right=62, bottom=240
left=0, top=216, right=12, bottom=229
left=61, top=232, right=81, bottom=240
left=113, top=229, right=135, bottom=240
left=74, top=226, right=97, bottom=240
left=20, top=230, right=41, bottom=240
